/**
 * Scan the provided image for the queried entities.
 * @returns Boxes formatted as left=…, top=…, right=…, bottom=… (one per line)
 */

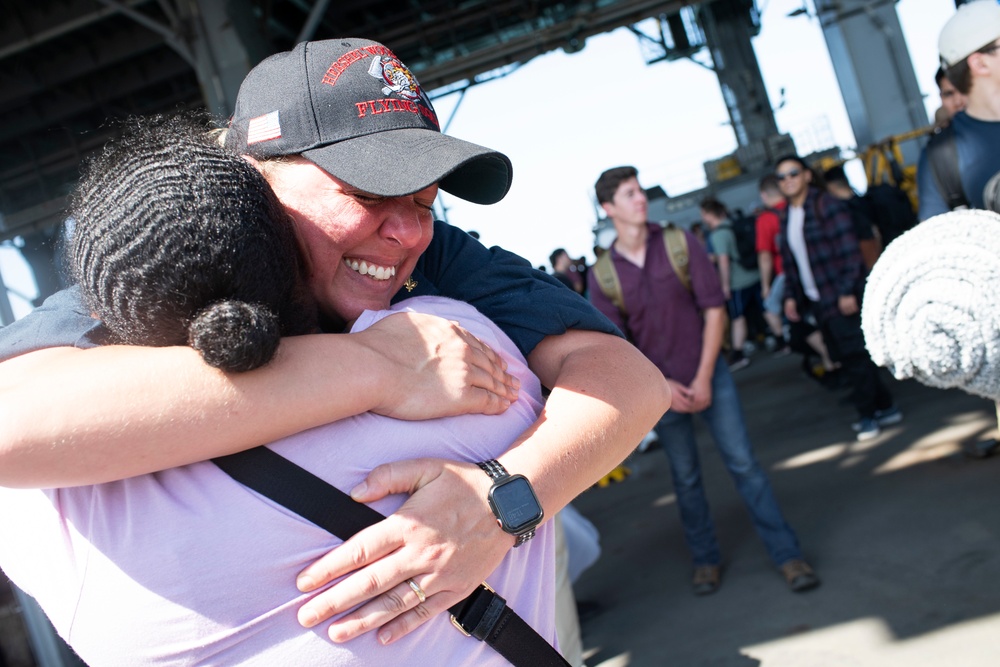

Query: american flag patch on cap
left=246, top=111, right=281, bottom=145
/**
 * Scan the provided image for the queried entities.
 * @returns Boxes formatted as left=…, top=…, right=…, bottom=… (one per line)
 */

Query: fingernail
left=297, top=575, right=315, bottom=592
left=378, top=629, right=393, bottom=645
left=299, top=608, right=320, bottom=628
left=350, top=481, right=367, bottom=499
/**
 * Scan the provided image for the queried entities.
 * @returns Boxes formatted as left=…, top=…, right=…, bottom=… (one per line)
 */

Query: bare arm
left=681, top=306, right=725, bottom=413
left=717, top=253, right=732, bottom=298
left=758, top=251, right=774, bottom=298
left=294, top=330, right=671, bottom=643
left=0, top=312, right=518, bottom=488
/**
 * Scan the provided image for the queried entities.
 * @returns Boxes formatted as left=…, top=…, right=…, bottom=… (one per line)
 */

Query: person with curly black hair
left=0, top=38, right=669, bottom=653
left=66, top=116, right=316, bottom=372
left=0, top=116, right=563, bottom=665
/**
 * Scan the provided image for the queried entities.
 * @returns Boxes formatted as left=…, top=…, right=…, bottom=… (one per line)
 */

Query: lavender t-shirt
left=0, top=296, right=554, bottom=666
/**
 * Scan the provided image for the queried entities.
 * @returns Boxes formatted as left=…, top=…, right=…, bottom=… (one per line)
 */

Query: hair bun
left=188, top=300, right=281, bottom=372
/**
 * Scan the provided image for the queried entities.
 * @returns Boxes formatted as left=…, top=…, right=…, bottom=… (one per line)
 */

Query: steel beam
left=813, top=0, right=927, bottom=153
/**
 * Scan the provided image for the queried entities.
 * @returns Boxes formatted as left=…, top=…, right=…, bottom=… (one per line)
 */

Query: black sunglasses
left=776, top=169, right=802, bottom=181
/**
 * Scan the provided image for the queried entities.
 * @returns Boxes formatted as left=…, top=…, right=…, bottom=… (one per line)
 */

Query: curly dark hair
left=67, top=114, right=316, bottom=372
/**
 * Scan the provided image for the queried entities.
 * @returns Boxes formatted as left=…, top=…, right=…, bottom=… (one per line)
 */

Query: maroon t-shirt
left=588, top=223, right=726, bottom=386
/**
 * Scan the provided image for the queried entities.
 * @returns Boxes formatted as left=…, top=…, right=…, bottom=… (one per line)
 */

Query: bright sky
left=0, top=0, right=958, bottom=319
left=432, top=0, right=955, bottom=269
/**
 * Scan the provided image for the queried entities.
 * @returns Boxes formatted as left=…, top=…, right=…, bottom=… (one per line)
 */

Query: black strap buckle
left=450, top=582, right=507, bottom=641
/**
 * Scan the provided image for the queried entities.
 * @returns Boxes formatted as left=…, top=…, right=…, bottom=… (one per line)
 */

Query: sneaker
left=728, top=353, right=751, bottom=372
left=873, top=405, right=903, bottom=426
left=772, top=339, right=792, bottom=357
left=779, top=559, right=820, bottom=592
left=852, top=405, right=903, bottom=432
left=855, top=417, right=880, bottom=441
left=692, top=565, right=721, bottom=596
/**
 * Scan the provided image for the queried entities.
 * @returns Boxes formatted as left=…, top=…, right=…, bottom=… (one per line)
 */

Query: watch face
left=490, top=475, right=544, bottom=532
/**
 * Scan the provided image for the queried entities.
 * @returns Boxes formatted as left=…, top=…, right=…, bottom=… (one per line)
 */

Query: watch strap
left=513, top=528, right=535, bottom=546
left=477, top=459, right=509, bottom=480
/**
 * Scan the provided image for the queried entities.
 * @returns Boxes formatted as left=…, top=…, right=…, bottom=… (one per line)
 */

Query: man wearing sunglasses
left=918, top=0, right=1000, bottom=219
left=774, top=156, right=900, bottom=442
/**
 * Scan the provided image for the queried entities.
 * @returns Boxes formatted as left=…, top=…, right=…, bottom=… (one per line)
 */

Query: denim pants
left=654, top=357, right=802, bottom=567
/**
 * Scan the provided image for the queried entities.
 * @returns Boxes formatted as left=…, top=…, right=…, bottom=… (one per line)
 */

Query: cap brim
left=301, top=128, right=512, bottom=205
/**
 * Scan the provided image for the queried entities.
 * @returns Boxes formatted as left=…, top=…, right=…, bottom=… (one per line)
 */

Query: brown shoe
left=780, top=559, right=820, bottom=592
left=692, top=565, right=721, bottom=596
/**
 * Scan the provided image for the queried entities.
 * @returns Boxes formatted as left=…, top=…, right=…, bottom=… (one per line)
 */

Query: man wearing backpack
left=700, top=197, right=762, bottom=371
left=775, top=155, right=901, bottom=441
left=588, top=165, right=819, bottom=597
left=918, top=0, right=1000, bottom=220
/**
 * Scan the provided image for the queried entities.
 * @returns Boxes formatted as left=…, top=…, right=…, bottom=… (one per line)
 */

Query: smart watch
left=477, top=459, right=544, bottom=547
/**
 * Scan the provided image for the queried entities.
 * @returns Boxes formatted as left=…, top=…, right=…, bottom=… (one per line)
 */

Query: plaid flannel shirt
left=779, top=187, right=865, bottom=322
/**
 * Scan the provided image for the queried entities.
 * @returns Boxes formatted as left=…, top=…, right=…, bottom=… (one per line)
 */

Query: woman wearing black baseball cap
left=0, top=38, right=670, bottom=656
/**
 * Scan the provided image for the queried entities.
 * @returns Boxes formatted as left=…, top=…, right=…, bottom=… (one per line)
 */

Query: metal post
left=813, top=0, right=928, bottom=157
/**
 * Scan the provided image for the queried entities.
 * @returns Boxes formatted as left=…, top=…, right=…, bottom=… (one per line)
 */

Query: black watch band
left=477, top=459, right=510, bottom=481
left=477, top=459, right=542, bottom=547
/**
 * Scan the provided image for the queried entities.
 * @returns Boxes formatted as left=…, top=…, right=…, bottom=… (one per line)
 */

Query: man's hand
left=294, top=458, right=511, bottom=645
left=687, top=374, right=713, bottom=412
left=357, top=312, right=519, bottom=419
left=784, top=298, right=800, bottom=322
left=665, top=379, right=699, bottom=413
left=837, top=295, right=859, bottom=316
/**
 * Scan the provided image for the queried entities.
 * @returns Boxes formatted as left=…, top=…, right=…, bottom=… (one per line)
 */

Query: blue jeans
left=655, top=357, right=802, bottom=567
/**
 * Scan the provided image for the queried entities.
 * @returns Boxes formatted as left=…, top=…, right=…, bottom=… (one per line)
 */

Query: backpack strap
left=926, top=124, right=970, bottom=210
left=591, top=250, right=625, bottom=314
left=213, top=448, right=569, bottom=667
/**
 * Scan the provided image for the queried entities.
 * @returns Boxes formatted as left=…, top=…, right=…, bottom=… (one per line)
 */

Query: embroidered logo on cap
left=368, top=56, right=421, bottom=100
left=318, top=45, right=439, bottom=128
left=246, top=111, right=282, bottom=145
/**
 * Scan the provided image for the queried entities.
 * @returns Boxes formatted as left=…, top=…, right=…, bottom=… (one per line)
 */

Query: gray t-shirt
left=709, top=223, right=760, bottom=291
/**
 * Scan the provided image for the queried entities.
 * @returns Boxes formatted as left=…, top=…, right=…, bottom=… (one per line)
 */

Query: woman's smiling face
left=261, top=156, right=437, bottom=328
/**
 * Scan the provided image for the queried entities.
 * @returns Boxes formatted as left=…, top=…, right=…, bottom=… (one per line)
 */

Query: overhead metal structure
left=813, top=0, right=928, bottom=160
left=0, top=0, right=931, bottom=326
left=0, top=0, right=692, bottom=245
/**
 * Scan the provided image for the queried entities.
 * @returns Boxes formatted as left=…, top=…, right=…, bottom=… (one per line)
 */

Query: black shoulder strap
left=212, top=449, right=569, bottom=667
left=926, top=125, right=970, bottom=210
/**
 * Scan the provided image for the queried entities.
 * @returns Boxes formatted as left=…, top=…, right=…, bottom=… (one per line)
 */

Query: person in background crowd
left=918, top=1, right=1000, bottom=219
left=822, top=165, right=882, bottom=271
left=589, top=165, right=819, bottom=597
left=699, top=197, right=761, bottom=372
left=755, top=174, right=790, bottom=355
left=775, top=155, right=900, bottom=442
left=935, top=65, right=968, bottom=128
left=549, top=248, right=585, bottom=295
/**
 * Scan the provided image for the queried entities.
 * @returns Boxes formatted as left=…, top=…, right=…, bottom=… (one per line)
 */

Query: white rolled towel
left=861, top=208, right=1000, bottom=401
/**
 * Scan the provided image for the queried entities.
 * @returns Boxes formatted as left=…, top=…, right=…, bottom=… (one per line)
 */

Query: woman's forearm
left=0, top=313, right=517, bottom=488
left=502, top=330, right=671, bottom=515
left=0, top=338, right=383, bottom=487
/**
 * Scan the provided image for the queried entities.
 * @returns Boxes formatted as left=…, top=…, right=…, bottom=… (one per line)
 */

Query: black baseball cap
left=225, top=38, right=513, bottom=205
